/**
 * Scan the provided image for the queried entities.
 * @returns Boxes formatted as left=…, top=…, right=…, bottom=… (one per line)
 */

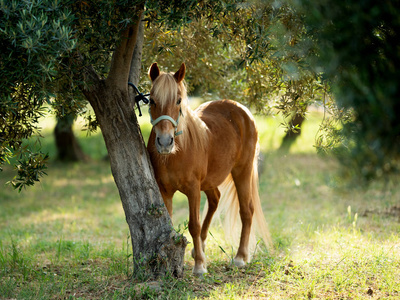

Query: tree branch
left=128, top=13, right=145, bottom=104
left=107, top=6, right=144, bottom=90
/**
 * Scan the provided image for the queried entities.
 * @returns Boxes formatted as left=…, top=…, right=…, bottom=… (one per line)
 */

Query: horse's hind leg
left=191, top=188, right=220, bottom=259
left=231, top=166, right=254, bottom=267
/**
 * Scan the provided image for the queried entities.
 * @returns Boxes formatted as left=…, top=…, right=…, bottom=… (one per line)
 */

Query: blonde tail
left=217, top=173, right=240, bottom=247
left=250, top=149, right=273, bottom=252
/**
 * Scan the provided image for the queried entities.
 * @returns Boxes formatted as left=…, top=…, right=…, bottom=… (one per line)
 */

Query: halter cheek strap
left=149, top=107, right=183, bottom=136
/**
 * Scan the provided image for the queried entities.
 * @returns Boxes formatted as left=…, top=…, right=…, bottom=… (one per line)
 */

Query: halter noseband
left=149, top=107, right=183, bottom=136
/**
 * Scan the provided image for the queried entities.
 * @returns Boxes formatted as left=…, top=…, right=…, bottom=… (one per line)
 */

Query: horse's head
left=148, top=62, right=186, bottom=155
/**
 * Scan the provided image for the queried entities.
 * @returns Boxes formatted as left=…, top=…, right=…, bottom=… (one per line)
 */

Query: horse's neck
left=179, top=107, right=209, bottom=153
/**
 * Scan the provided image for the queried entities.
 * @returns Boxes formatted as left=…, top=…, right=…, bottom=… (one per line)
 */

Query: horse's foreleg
left=187, top=188, right=207, bottom=276
left=160, top=189, right=174, bottom=217
left=232, top=171, right=254, bottom=267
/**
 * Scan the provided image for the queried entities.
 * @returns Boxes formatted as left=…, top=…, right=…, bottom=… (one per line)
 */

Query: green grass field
left=1, top=108, right=399, bottom=299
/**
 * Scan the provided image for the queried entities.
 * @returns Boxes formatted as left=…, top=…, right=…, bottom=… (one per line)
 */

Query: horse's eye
left=177, top=98, right=182, bottom=105
left=150, top=98, right=156, bottom=106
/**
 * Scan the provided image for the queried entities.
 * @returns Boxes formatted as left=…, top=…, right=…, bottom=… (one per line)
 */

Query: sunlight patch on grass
left=52, top=173, right=114, bottom=188
left=255, top=111, right=324, bottom=154
left=282, top=227, right=400, bottom=298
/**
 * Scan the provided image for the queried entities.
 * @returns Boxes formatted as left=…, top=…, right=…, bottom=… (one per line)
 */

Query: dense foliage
left=303, top=0, right=400, bottom=179
left=0, top=0, right=76, bottom=189
left=142, top=2, right=325, bottom=116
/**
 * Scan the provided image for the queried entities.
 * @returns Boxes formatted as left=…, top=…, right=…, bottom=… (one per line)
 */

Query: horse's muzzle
left=155, top=133, right=175, bottom=154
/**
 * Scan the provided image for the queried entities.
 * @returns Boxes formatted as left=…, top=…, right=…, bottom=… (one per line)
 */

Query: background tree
left=54, top=113, right=87, bottom=162
left=302, top=0, right=400, bottom=180
left=278, top=104, right=307, bottom=153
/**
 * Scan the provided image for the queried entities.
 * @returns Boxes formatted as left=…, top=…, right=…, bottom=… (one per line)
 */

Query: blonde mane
left=151, top=72, right=209, bottom=153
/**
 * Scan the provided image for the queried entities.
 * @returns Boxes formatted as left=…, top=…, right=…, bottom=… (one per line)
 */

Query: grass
left=0, top=107, right=399, bottom=299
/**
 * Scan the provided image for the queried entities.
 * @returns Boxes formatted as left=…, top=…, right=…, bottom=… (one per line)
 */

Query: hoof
left=192, top=265, right=207, bottom=277
left=233, top=257, right=246, bottom=268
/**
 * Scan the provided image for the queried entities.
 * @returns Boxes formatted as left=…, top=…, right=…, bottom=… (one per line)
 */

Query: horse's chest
left=154, top=155, right=203, bottom=190
left=156, top=166, right=180, bottom=187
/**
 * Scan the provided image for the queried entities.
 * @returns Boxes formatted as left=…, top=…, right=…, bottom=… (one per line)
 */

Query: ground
left=0, top=109, right=399, bottom=299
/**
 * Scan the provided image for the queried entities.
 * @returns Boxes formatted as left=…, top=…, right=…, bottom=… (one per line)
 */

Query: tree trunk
left=81, top=10, right=187, bottom=278
left=279, top=110, right=306, bottom=153
left=85, top=82, right=187, bottom=277
left=54, top=113, right=87, bottom=162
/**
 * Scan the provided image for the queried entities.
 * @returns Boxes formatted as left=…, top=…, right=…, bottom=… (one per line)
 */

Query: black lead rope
left=128, top=82, right=150, bottom=117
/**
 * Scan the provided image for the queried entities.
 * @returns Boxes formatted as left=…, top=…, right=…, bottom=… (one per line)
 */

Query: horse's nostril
left=157, top=136, right=173, bottom=148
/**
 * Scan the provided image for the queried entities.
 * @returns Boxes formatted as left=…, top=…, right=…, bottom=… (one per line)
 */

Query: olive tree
left=0, top=0, right=231, bottom=278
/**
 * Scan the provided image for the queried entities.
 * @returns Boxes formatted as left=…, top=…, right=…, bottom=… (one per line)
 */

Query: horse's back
left=196, top=99, right=258, bottom=145
left=195, top=100, right=258, bottom=187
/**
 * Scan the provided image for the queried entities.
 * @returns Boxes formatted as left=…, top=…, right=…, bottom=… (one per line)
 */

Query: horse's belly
left=200, top=170, right=230, bottom=191
left=200, top=149, right=236, bottom=191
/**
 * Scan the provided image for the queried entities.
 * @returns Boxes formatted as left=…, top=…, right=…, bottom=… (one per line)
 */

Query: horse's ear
left=173, top=63, right=186, bottom=83
left=149, top=62, right=160, bottom=82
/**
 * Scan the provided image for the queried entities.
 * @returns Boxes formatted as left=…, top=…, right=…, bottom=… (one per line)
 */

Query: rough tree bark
left=82, top=9, right=187, bottom=278
left=128, top=13, right=144, bottom=89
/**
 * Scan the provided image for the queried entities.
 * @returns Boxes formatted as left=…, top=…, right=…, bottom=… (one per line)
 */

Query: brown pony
left=147, top=62, right=271, bottom=276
